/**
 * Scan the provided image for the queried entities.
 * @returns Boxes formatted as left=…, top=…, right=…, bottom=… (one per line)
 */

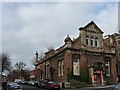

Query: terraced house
left=34, top=21, right=120, bottom=87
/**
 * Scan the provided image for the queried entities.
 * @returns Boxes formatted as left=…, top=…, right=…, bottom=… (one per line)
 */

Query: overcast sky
left=1, top=0, right=119, bottom=69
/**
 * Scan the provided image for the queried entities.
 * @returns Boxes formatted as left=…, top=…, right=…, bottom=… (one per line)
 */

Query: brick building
left=30, top=69, right=35, bottom=80
left=104, top=33, right=120, bottom=78
left=34, top=21, right=120, bottom=87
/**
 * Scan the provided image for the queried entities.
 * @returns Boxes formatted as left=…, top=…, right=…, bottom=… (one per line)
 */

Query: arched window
left=95, top=37, right=99, bottom=47
left=85, top=36, right=89, bottom=45
left=90, top=37, right=94, bottom=46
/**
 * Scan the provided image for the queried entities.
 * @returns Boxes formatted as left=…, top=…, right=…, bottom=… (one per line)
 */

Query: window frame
left=58, top=59, right=64, bottom=76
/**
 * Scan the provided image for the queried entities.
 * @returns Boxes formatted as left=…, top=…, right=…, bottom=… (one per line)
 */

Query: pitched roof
left=79, top=21, right=104, bottom=34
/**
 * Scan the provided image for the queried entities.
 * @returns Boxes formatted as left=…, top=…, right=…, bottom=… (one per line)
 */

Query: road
left=21, top=85, right=113, bottom=90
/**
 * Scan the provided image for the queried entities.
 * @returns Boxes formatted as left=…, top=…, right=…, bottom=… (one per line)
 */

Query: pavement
left=86, top=85, right=114, bottom=89
left=63, top=85, right=114, bottom=90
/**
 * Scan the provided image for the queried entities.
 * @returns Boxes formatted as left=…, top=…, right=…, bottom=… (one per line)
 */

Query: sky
left=1, top=0, right=119, bottom=70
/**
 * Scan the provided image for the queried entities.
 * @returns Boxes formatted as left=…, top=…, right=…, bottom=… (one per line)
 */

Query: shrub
left=69, top=79, right=86, bottom=88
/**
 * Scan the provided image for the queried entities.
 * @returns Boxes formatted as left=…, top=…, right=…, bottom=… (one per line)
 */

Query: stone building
left=35, top=21, right=119, bottom=87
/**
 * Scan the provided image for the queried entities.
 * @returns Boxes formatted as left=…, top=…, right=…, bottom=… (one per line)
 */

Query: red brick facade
left=34, top=21, right=120, bottom=87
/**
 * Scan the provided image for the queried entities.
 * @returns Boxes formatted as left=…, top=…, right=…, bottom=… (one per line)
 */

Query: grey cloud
left=2, top=2, right=118, bottom=69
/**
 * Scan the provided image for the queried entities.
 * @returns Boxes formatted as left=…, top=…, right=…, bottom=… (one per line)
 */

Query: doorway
left=96, top=74, right=101, bottom=85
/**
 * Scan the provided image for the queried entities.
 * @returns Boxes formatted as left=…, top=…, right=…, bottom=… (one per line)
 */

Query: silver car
left=7, top=83, right=22, bottom=90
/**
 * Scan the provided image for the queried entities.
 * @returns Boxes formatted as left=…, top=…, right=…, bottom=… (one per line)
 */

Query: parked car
left=112, top=82, right=120, bottom=90
left=34, top=80, right=46, bottom=88
left=7, top=82, right=22, bottom=90
left=39, top=81, right=46, bottom=88
left=14, top=79, right=22, bottom=84
left=20, top=80, right=27, bottom=85
left=45, top=81, right=60, bottom=90
left=27, top=80, right=36, bottom=86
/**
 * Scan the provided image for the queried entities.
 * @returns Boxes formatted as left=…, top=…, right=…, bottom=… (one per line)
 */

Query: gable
left=79, top=21, right=104, bottom=34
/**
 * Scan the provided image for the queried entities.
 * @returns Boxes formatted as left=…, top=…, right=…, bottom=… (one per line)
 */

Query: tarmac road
left=21, top=85, right=113, bottom=90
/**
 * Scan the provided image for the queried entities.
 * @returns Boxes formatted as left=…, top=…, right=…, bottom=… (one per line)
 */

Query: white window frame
left=58, top=60, right=64, bottom=76
left=95, top=38, right=99, bottom=47
left=73, top=58, right=80, bottom=76
left=85, top=36, right=89, bottom=46
left=90, top=38, right=94, bottom=46
left=105, top=61, right=111, bottom=76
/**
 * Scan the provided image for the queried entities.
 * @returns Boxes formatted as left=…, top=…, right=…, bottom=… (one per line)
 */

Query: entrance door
left=96, top=74, right=100, bottom=85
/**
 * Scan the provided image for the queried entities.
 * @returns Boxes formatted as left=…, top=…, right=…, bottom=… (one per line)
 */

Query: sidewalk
left=63, top=85, right=114, bottom=90
left=86, top=85, right=114, bottom=89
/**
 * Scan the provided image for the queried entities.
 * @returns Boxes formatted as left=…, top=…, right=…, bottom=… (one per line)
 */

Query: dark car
left=45, top=81, right=60, bottom=90
left=39, top=81, right=46, bottom=88
left=33, top=80, right=47, bottom=88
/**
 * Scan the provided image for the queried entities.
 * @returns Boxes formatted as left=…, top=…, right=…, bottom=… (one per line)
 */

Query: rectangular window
left=45, top=64, right=49, bottom=78
left=95, top=40, right=98, bottom=47
left=73, top=55, right=80, bottom=76
left=118, top=42, right=120, bottom=48
left=58, top=60, right=64, bottom=76
left=40, top=70, right=43, bottom=80
left=95, top=39, right=99, bottom=47
left=73, top=61, right=79, bottom=75
left=61, top=60, right=64, bottom=75
left=91, top=39, right=93, bottom=46
left=105, top=57, right=111, bottom=76
left=86, top=38, right=89, bottom=45
left=105, top=61, right=110, bottom=76
left=37, top=69, right=39, bottom=78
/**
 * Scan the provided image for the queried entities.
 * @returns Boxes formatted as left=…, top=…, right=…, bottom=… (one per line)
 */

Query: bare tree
left=0, top=53, right=11, bottom=73
left=15, top=61, right=26, bottom=79
left=8, top=69, right=30, bottom=81
left=15, top=61, right=26, bottom=71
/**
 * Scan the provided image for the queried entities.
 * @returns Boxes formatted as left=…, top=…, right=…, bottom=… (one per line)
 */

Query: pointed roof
left=79, top=21, right=104, bottom=34
left=111, top=33, right=120, bottom=37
